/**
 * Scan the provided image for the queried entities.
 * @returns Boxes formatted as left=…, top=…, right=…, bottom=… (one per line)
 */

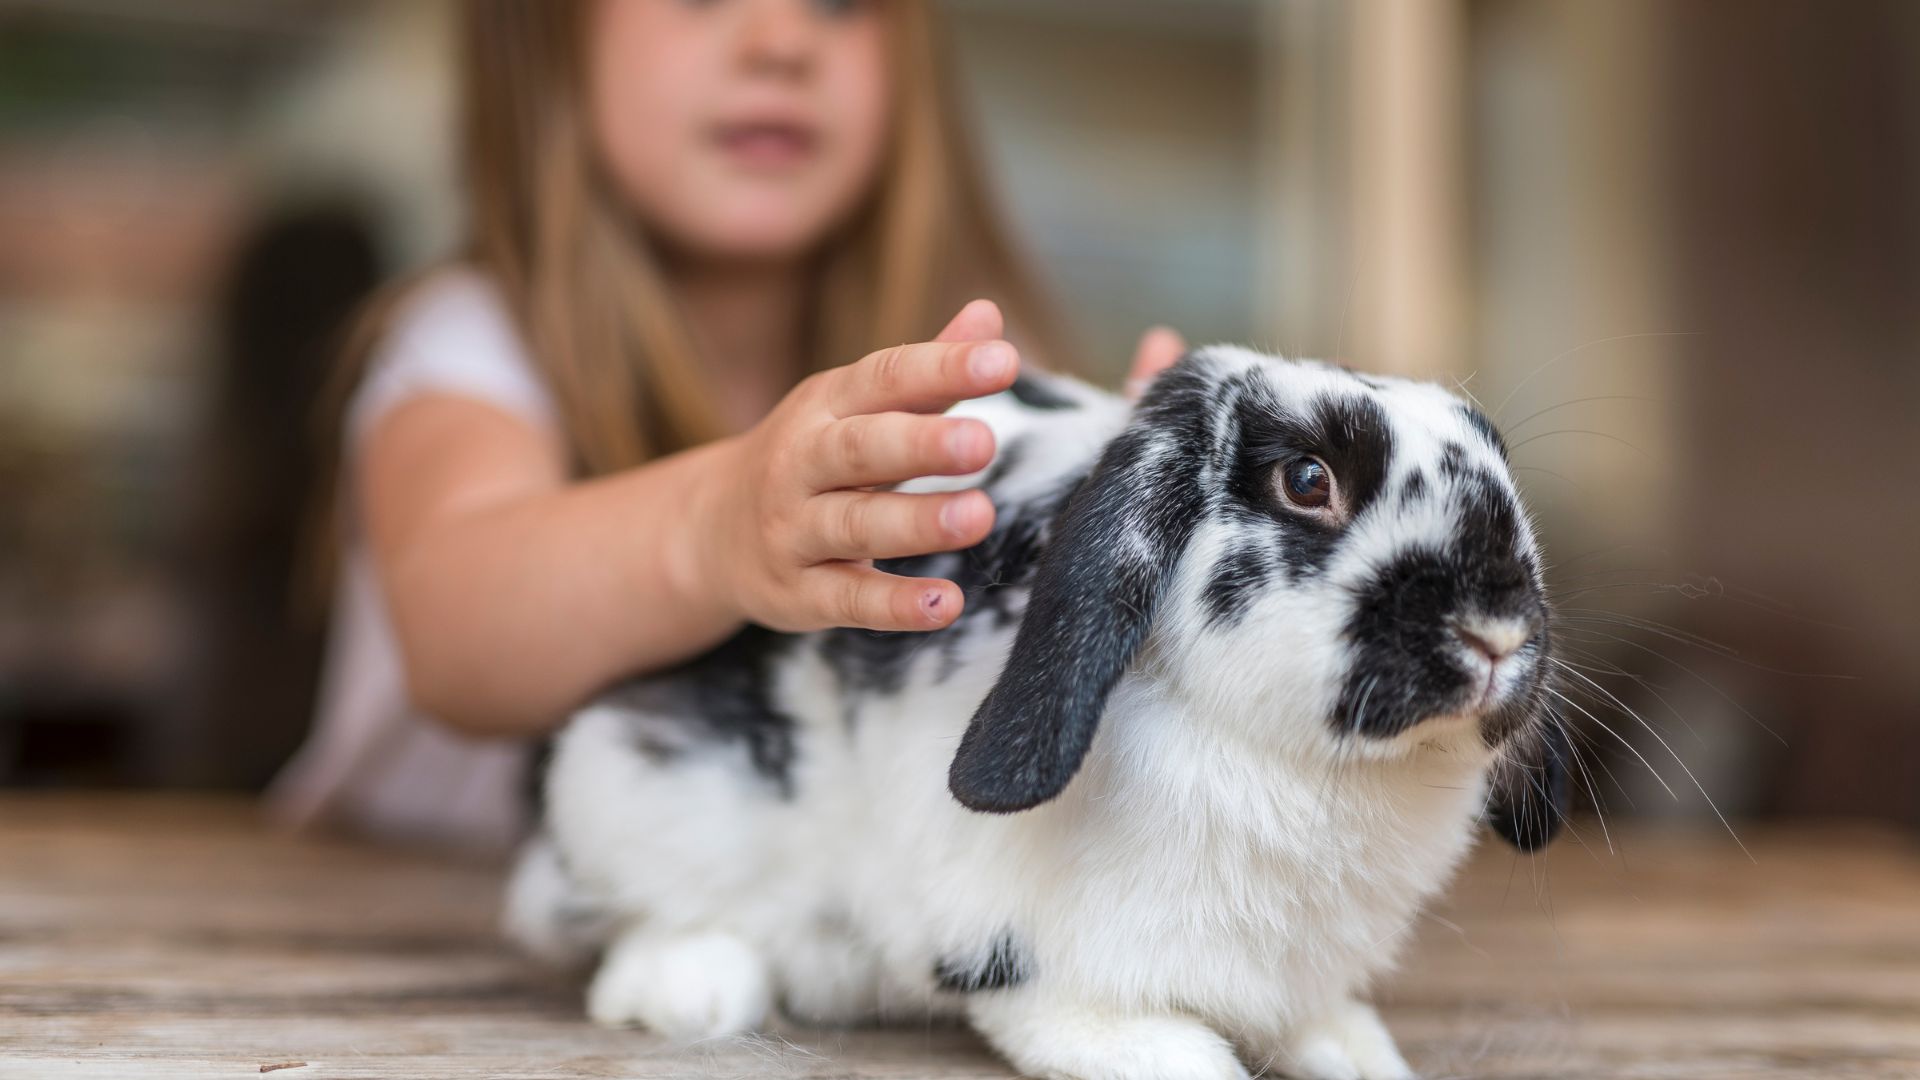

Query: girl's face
left=590, top=0, right=892, bottom=264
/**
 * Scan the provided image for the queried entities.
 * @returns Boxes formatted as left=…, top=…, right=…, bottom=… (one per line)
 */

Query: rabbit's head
left=949, top=347, right=1566, bottom=850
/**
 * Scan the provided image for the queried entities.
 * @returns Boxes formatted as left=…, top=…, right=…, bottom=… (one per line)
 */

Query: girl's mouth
left=711, top=121, right=819, bottom=170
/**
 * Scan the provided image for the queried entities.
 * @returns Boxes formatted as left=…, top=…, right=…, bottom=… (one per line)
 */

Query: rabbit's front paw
left=586, top=930, right=770, bottom=1040
left=969, top=992, right=1250, bottom=1080
left=1260, top=999, right=1414, bottom=1080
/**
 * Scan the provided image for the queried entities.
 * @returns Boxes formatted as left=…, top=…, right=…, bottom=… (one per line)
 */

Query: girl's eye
left=1281, top=457, right=1334, bottom=510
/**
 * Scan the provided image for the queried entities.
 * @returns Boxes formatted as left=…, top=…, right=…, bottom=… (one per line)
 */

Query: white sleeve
left=344, top=267, right=562, bottom=450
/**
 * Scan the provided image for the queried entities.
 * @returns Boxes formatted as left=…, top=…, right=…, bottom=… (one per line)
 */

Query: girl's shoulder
left=386, top=263, right=518, bottom=353
left=347, top=264, right=560, bottom=445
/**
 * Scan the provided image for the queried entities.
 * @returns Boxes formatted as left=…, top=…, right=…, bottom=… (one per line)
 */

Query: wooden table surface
left=2, top=794, right=1917, bottom=1079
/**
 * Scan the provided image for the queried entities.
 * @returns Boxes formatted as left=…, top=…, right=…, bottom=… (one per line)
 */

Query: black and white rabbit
left=506, top=348, right=1569, bottom=1080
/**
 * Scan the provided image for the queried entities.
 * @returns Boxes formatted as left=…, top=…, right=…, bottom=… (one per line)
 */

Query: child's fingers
left=798, top=489, right=994, bottom=564
left=805, top=414, right=994, bottom=492
left=933, top=299, right=1004, bottom=344
left=1125, top=325, right=1188, bottom=399
left=805, top=562, right=964, bottom=632
left=824, top=339, right=1019, bottom=419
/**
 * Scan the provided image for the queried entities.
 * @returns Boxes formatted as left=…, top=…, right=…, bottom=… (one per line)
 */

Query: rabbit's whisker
left=1553, top=646, right=1708, bottom=748
left=1507, top=427, right=1654, bottom=461
left=1555, top=628, right=1788, bottom=747
left=1501, top=394, right=1658, bottom=435
left=1557, top=609, right=1851, bottom=680
left=1490, top=330, right=1700, bottom=420
left=1547, top=706, right=1616, bottom=857
left=1511, top=464, right=1589, bottom=496
left=1546, top=541, right=1677, bottom=574
left=1543, top=686, right=1676, bottom=800
left=1559, top=714, right=1640, bottom=812
left=1552, top=581, right=1855, bottom=634
left=1550, top=658, right=1753, bottom=861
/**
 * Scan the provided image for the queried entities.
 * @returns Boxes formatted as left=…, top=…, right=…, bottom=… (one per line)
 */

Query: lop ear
left=948, top=366, right=1213, bottom=814
left=1486, top=717, right=1572, bottom=852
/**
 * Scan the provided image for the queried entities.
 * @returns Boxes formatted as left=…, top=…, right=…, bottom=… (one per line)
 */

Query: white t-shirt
left=268, top=268, right=560, bottom=854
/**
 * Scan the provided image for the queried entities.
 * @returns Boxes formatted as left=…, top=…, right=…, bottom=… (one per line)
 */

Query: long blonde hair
left=380, top=0, right=1071, bottom=475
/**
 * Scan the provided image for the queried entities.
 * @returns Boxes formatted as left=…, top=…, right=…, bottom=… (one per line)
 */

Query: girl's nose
left=739, top=0, right=819, bottom=78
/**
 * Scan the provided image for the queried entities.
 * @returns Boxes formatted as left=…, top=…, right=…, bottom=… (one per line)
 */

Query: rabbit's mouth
left=1456, top=614, right=1549, bottom=710
left=1469, top=628, right=1554, bottom=746
left=1335, top=550, right=1550, bottom=743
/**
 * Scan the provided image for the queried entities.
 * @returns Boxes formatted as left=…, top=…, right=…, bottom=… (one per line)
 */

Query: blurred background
left=1, top=0, right=1915, bottom=827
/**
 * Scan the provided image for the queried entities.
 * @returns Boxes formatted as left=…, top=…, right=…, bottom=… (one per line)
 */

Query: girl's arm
left=362, top=302, right=1017, bottom=736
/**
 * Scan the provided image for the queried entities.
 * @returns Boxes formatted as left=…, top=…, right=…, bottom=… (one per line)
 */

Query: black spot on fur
left=1459, top=404, right=1509, bottom=460
left=1333, top=467, right=1547, bottom=740
left=1487, top=717, right=1571, bottom=851
left=1400, top=469, right=1429, bottom=506
left=980, top=437, right=1027, bottom=489
left=1309, top=394, right=1395, bottom=517
left=1224, top=387, right=1396, bottom=579
left=934, top=932, right=1030, bottom=993
left=523, top=737, right=554, bottom=821
left=629, top=731, right=682, bottom=764
left=1203, top=541, right=1274, bottom=627
left=818, top=626, right=917, bottom=697
left=600, top=628, right=799, bottom=796
left=1454, top=470, right=1526, bottom=561
left=1007, top=373, right=1078, bottom=410
left=952, top=488, right=1066, bottom=625
left=1438, top=452, right=1506, bottom=508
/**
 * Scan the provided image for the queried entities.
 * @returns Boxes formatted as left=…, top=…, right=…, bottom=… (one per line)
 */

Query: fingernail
left=921, top=588, right=947, bottom=621
left=945, top=422, right=985, bottom=464
left=939, top=494, right=975, bottom=535
left=969, top=342, right=1015, bottom=382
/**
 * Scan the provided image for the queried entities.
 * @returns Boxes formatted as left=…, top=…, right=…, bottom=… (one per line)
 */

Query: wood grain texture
left=2, top=794, right=1917, bottom=1079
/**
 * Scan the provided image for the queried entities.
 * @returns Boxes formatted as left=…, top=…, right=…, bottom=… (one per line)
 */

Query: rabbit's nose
left=1452, top=614, right=1538, bottom=664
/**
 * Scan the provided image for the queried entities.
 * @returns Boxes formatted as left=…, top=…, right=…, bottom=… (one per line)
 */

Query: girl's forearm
left=382, top=437, right=744, bottom=736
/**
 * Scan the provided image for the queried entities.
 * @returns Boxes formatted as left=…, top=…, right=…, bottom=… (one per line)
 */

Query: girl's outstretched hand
left=688, top=300, right=1016, bottom=634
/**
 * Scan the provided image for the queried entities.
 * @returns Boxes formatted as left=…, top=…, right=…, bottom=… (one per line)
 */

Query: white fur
left=512, top=352, right=1538, bottom=1079
left=588, top=930, right=771, bottom=1038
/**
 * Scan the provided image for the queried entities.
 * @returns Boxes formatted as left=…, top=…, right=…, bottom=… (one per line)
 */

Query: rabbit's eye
left=1281, top=457, right=1334, bottom=510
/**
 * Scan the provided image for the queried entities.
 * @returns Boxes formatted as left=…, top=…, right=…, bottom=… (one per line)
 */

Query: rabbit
left=505, top=347, right=1570, bottom=1080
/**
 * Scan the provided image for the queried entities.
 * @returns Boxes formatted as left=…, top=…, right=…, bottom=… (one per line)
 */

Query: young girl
left=271, top=0, right=1184, bottom=852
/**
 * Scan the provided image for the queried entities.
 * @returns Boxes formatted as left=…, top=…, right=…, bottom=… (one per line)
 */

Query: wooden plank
left=2, top=794, right=1917, bottom=1078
